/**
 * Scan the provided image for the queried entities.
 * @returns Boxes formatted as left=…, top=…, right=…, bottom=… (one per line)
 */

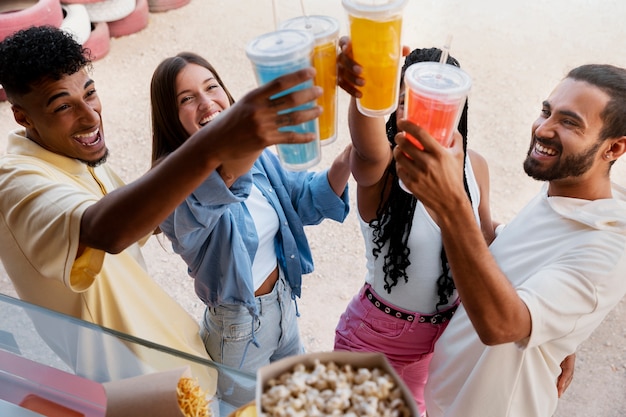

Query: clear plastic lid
left=341, top=0, right=408, bottom=19
left=245, top=29, right=314, bottom=66
left=278, top=15, right=339, bottom=45
left=404, top=62, right=472, bottom=98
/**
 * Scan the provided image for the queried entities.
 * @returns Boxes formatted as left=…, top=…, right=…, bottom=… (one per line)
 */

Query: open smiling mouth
left=199, top=111, right=221, bottom=126
left=74, top=128, right=101, bottom=146
left=535, top=141, right=558, bottom=156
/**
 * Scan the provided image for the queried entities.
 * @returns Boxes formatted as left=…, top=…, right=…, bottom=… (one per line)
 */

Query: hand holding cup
left=394, top=119, right=467, bottom=209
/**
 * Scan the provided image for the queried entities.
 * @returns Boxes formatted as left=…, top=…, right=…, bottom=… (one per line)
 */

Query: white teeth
left=199, top=112, right=220, bottom=126
left=74, top=128, right=100, bottom=146
left=75, top=128, right=99, bottom=139
left=536, top=142, right=557, bottom=156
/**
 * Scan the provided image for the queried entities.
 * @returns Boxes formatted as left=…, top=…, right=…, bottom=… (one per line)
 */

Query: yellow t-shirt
left=0, top=130, right=217, bottom=393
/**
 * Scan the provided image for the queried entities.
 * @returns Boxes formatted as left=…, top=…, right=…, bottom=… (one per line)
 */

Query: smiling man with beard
left=393, top=64, right=626, bottom=417
left=0, top=26, right=323, bottom=385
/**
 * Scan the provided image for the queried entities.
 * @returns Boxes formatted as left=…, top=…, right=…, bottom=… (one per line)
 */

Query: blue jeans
left=200, top=273, right=304, bottom=372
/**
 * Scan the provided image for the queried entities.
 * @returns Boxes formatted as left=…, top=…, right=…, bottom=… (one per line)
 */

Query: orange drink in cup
left=279, top=15, right=340, bottom=144
left=342, top=0, right=408, bottom=117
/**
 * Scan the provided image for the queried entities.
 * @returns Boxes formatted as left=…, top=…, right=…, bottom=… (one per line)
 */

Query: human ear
left=11, top=105, right=33, bottom=129
left=606, top=136, right=626, bottom=162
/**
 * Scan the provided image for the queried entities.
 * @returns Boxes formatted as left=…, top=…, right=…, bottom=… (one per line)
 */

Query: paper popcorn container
left=104, top=366, right=213, bottom=417
left=256, top=351, right=419, bottom=417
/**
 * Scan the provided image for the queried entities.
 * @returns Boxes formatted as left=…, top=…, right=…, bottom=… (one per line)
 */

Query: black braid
left=370, top=48, right=473, bottom=311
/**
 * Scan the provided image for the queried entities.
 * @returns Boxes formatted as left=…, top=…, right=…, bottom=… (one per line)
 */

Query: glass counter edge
left=0, top=293, right=255, bottom=380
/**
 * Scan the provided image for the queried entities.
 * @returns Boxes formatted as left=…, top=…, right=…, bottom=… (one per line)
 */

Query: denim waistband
left=254, top=268, right=288, bottom=314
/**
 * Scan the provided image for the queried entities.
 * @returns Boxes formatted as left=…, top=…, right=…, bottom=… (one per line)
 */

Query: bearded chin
left=523, top=156, right=551, bottom=181
left=523, top=140, right=600, bottom=182
left=83, top=149, right=109, bottom=168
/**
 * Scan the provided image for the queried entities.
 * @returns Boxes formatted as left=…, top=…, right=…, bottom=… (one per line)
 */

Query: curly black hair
left=0, top=25, right=91, bottom=98
left=371, top=47, right=471, bottom=311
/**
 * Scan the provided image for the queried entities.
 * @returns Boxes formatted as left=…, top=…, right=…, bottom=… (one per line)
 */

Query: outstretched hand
left=207, top=67, right=323, bottom=162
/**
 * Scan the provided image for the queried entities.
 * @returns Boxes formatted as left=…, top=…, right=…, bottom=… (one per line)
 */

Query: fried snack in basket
left=104, top=366, right=213, bottom=417
left=177, top=376, right=210, bottom=417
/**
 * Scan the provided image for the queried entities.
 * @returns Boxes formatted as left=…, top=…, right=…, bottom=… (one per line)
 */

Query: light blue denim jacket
left=160, top=149, right=349, bottom=320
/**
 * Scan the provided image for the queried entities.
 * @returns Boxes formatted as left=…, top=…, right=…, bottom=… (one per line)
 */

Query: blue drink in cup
left=278, top=16, right=340, bottom=145
left=246, top=29, right=321, bottom=171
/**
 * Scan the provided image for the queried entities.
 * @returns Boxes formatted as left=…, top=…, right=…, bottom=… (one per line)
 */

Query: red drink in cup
left=399, top=61, right=471, bottom=193
left=405, top=92, right=463, bottom=150
left=404, top=61, right=471, bottom=149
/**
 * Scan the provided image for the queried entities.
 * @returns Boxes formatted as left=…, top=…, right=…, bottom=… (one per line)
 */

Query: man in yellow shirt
left=0, top=25, right=322, bottom=391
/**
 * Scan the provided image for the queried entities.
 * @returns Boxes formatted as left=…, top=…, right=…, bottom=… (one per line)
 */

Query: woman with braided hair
left=333, top=41, right=496, bottom=415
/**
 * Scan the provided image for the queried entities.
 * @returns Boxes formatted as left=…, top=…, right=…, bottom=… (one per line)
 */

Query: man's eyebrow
left=46, top=91, right=68, bottom=107
left=543, top=100, right=584, bottom=124
left=46, top=79, right=95, bottom=107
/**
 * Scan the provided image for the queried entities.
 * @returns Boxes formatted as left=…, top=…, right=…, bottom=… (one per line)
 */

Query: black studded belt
left=365, top=286, right=457, bottom=324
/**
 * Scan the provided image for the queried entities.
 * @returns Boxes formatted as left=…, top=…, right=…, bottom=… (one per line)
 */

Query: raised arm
left=393, top=120, right=532, bottom=345
left=327, top=143, right=352, bottom=197
left=79, top=69, right=322, bottom=254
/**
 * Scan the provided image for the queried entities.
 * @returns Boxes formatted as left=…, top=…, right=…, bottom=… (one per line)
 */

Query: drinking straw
left=439, top=34, right=453, bottom=65
left=299, top=0, right=311, bottom=28
left=272, top=0, right=278, bottom=30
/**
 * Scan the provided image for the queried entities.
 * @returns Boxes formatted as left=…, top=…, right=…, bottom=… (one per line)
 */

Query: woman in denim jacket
left=150, top=52, right=351, bottom=372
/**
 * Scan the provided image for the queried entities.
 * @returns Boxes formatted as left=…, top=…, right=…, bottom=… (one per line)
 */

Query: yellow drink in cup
left=342, top=0, right=408, bottom=117
left=279, top=16, right=340, bottom=144
left=314, top=40, right=339, bottom=143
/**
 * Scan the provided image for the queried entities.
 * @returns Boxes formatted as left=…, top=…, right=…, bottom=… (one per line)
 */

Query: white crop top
left=244, top=184, right=279, bottom=291
left=360, top=154, right=482, bottom=313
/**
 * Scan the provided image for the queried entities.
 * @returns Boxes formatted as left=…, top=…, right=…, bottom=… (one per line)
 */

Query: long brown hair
left=150, top=52, right=235, bottom=165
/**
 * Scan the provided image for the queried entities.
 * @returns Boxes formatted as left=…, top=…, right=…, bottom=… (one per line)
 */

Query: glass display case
left=0, top=293, right=256, bottom=416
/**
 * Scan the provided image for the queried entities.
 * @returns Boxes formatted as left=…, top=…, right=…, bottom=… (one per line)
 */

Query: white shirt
left=361, top=154, right=481, bottom=313
left=425, top=183, right=626, bottom=417
left=244, top=184, right=279, bottom=290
